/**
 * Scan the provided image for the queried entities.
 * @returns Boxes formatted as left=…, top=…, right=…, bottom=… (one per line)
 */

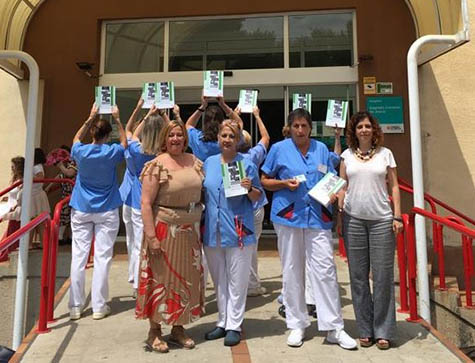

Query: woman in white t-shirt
left=338, top=111, right=402, bottom=350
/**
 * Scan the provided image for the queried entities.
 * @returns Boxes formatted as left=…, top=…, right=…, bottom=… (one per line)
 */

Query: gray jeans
left=343, top=214, right=396, bottom=340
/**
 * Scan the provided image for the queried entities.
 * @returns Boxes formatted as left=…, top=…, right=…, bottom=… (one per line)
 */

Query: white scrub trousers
left=274, top=224, right=344, bottom=331
left=69, top=208, right=120, bottom=313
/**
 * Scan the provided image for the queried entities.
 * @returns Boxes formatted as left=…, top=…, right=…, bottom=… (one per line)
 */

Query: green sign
left=366, top=96, right=404, bottom=133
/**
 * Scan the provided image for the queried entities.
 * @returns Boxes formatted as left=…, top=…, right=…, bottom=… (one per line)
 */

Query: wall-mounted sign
left=376, top=82, right=393, bottom=94
left=363, top=76, right=376, bottom=95
left=366, top=96, right=404, bottom=134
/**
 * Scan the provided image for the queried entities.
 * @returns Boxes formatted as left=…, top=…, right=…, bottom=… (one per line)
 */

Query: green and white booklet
left=221, top=160, right=247, bottom=198
left=293, top=93, right=312, bottom=113
left=156, top=81, right=175, bottom=109
left=308, top=172, right=346, bottom=207
left=203, top=70, right=223, bottom=97
left=95, top=86, right=116, bottom=114
left=238, top=89, right=258, bottom=113
left=325, top=99, right=348, bottom=128
left=142, top=82, right=157, bottom=109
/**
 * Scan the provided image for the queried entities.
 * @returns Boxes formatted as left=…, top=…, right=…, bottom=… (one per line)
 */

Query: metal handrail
left=0, top=212, right=50, bottom=254
left=0, top=178, right=74, bottom=198
left=399, top=177, right=475, bottom=226
left=404, top=207, right=475, bottom=318
left=46, top=195, right=71, bottom=323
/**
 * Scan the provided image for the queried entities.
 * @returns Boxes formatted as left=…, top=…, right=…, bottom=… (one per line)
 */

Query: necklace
left=355, top=146, right=376, bottom=161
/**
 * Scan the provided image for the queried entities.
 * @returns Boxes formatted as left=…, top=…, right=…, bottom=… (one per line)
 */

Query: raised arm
left=172, top=104, right=182, bottom=122
left=253, top=106, right=270, bottom=149
left=73, top=103, right=98, bottom=144
left=125, top=98, right=144, bottom=139
left=186, top=96, right=208, bottom=130
left=112, top=106, right=127, bottom=149
left=159, top=109, right=171, bottom=124
left=218, top=96, right=243, bottom=129
left=57, top=161, right=77, bottom=178
left=333, top=126, right=342, bottom=156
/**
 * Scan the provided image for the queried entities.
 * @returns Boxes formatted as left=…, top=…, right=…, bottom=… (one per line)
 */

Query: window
left=289, top=13, right=353, bottom=67
left=169, top=17, right=284, bottom=71
left=105, top=22, right=164, bottom=73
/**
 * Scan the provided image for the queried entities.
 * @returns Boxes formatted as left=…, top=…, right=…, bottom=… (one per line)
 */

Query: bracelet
left=247, top=186, right=253, bottom=193
left=393, top=217, right=403, bottom=222
left=338, top=208, right=344, bottom=213
left=198, top=107, right=205, bottom=112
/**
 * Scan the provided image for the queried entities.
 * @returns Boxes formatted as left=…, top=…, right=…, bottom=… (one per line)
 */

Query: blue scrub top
left=70, top=142, right=125, bottom=213
left=329, top=151, right=341, bottom=169
left=187, top=128, right=221, bottom=162
left=203, top=153, right=263, bottom=248
left=119, top=138, right=135, bottom=206
left=261, top=138, right=335, bottom=230
left=129, top=141, right=155, bottom=210
left=242, top=141, right=268, bottom=211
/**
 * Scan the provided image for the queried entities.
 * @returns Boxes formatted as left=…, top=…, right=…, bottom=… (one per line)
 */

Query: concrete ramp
left=20, top=255, right=462, bottom=362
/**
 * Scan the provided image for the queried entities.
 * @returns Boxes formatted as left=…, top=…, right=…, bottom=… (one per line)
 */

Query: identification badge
left=318, top=164, right=328, bottom=174
left=294, top=174, right=307, bottom=182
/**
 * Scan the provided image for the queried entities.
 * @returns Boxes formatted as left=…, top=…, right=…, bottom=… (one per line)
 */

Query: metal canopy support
left=407, top=26, right=468, bottom=322
left=0, top=50, right=39, bottom=350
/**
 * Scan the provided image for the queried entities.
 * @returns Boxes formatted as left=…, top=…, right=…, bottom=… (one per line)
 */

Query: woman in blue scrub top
left=68, top=103, right=127, bottom=321
left=261, top=108, right=356, bottom=349
left=125, top=104, right=167, bottom=297
left=203, top=120, right=262, bottom=347
left=120, top=97, right=143, bottom=290
left=185, top=96, right=242, bottom=162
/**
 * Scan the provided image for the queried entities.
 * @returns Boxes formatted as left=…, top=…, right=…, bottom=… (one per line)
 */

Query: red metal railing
left=398, top=177, right=474, bottom=291
left=401, top=207, right=475, bottom=320
left=46, top=195, right=71, bottom=323
left=0, top=212, right=52, bottom=333
left=0, top=178, right=75, bottom=334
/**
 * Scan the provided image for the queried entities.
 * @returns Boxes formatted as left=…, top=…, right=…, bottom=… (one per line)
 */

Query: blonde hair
left=158, top=119, right=189, bottom=152
left=141, top=115, right=165, bottom=155
left=219, top=120, right=241, bottom=143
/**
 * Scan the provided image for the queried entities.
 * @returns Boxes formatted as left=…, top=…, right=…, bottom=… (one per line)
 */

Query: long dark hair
left=34, top=148, right=46, bottom=165
left=90, top=119, right=112, bottom=141
left=201, top=105, right=225, bottom=142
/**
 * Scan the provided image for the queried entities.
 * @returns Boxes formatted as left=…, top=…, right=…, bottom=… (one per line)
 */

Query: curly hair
left=11, top=156, right=25, bottom=183
left=201, top=105, right=225, bottom=142
left=346, top=111, right=384, bottom=150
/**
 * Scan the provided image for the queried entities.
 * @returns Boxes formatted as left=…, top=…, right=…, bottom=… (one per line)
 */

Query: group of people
left=62, top=94, right=402, bottom=353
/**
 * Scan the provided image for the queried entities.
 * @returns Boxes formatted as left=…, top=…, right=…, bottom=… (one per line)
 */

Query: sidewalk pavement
left=21, top=253, right=459, bottom=362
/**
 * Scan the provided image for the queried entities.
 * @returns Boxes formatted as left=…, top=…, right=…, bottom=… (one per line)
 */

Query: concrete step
left=18, top=255, right=463, bottom=362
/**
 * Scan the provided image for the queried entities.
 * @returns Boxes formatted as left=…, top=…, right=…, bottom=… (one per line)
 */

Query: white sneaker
left=69, top=306, right=83, bottom=320
left=92, top=305, right=111, bottom=320
left=287, top=328, right=305, bottom=347
left=247, top=286, right=267, bottom=297
left=326, top=329, right=357, bottom=350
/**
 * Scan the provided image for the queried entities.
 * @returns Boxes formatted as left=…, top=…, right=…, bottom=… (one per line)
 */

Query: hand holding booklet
left=308, top=172, right=346, bottom=207
left=221, top=161, right=248, bottom=198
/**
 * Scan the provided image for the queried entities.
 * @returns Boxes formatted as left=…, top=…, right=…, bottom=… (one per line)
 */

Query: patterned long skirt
left=135, top=221, right=204, bottom=325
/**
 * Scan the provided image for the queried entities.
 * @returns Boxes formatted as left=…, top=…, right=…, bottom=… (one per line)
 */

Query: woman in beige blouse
left=136, top=119, right=204, bottom=353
